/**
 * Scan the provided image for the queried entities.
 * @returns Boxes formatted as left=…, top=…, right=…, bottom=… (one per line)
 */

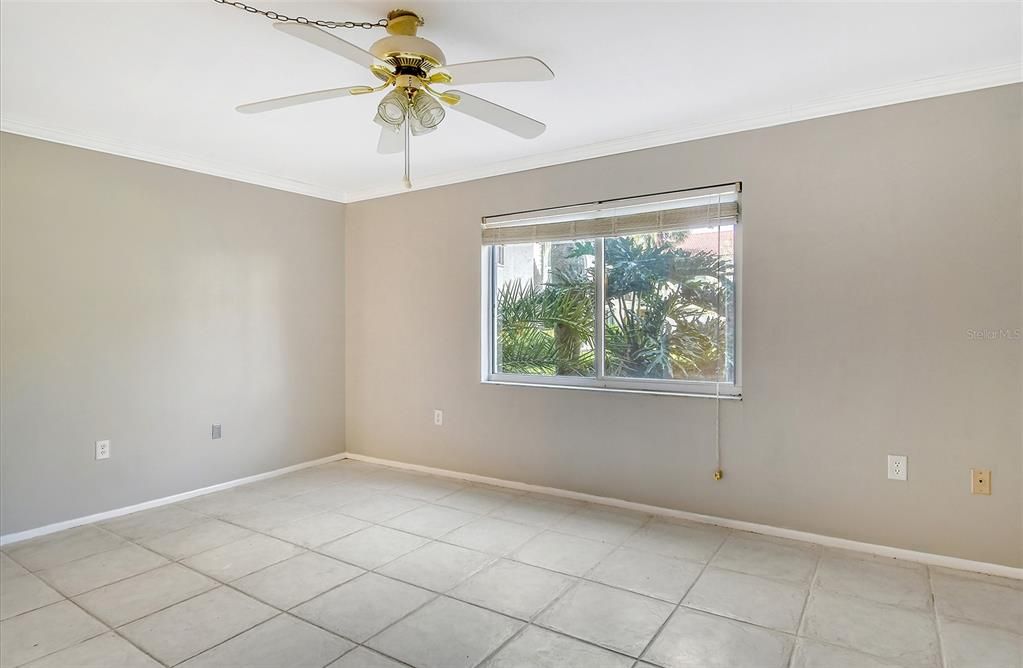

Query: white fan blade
left=377, top=125, right=404, bottom=154
left=236, top=86, right=369, bottom=114
left=442, top=56, right=554, bottom=85
left=273, top=23, right=385, bottom=69
left=445, top=90, right=545, bottom=139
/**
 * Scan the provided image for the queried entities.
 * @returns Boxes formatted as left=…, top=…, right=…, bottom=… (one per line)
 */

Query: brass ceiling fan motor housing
left=370, top=9, right=448, bottom=82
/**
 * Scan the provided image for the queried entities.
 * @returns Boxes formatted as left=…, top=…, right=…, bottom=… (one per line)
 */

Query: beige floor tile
left=101, top=506, right=206, bottom=542
left=289, top=484, right=375, bottom=511
left=6, top=526, right=126, bottom=572
left=536, top=581, right=674, bottom=657
left=140, top=519, right=253, bottom=560
left=435, top=487, right=519, bottom=514
left=291, top=572, right=434, bottom=642
left=266, top=512, right=370, bottom=548
left=317, top=526, right=428, bottom=569
left=930, top=566, right=1023, bottom=591
left=181, top=488, right=277, bottom=517
left=940, top=619, right=1022, bottom=668
left=710, top=533, right=818, bottom=584
left=483, top=625, right=633, bottom=668
left=0, top=573, right=63, bottom=620
left=814, top=552, right=931, bottom=611
left=441, top=517, right=542, bottom=555
left=378, top=541, right=494, bottom=592
left=625, top=521, right=729, bottom=563
left=336, top=493, right=424, bottom=523
left=73, top=563, right=216, bottom=627
left=233, top=552, right=363, bottom=609
left=801, top=590, right=940, bottom=668
left=0, top=601, right=107, bottom=667
left=490, top=497, right=579, bottom=528
left=367, top=596, right=522, bottom=668
left=643, top=607, right=793, bottom=668
left=550, top=508, right=648, bottom=544
left=1, top=553, right=30, bottom=583
left=182, top=534, right=304, bottom=582
left=932, top=570, right=1022, bottom=633
left=119, top=587, right=276, bottom=666
left=229, top=499, right=323, bottom=532
left=179, top=614, right=353, bottom=668
left=789, top=638, right=910, bottom=668
left=382, top=504, right=478, bottom=538
left=387, top=477, right=467, bottom=502
left=243, top=474, right=325, bottom=498
left=37, top=544, right=168, bottom=597
left=23, top=631, right=161, bottom=668
left=450, top=559, right=575, bottom=620
left=588, top=547, right=702, bottom=603
left=683, top=566, right=808, bottom=633
left=511, top=531, right=615, bottom=576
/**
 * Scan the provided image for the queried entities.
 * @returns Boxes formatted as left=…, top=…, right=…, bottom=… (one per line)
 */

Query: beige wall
left=0, top=133, right=347, bottom=534
left=345, top=85, right=1022, bottom=567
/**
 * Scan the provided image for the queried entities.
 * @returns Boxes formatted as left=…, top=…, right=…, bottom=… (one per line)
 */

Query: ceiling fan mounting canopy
left=370, top=9, right=446, bottom=73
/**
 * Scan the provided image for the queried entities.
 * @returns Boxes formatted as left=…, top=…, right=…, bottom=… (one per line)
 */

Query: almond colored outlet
left=971, top=469, right=992, bottom=495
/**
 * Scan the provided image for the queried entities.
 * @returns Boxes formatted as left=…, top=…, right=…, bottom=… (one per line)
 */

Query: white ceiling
left=2, top=2, right=1020, bottom=202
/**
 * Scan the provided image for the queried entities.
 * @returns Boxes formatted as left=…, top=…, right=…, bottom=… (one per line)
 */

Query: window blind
left=481, top=183, right=740, bottom=246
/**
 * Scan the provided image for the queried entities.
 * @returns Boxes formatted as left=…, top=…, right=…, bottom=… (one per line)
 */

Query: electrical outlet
left=95, top=440, right=111, bottom=460
left=887, top=454, right=907, bottom=481
left=971, top=469, right=991, bottom=495
left=211, top=424, right=222, bottom=440
left=433, top=409, right=443, bottom=426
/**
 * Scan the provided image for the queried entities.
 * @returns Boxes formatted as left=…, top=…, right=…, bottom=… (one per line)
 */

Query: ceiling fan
left=235, top=9, right=554, bottom=188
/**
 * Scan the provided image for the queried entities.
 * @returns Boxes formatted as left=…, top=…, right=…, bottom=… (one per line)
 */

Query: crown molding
left=3, top=63, right=1020, bottom=205
left=0, top=117, right=348, bottom=204
left=342, top=62, right=1022, bottom=202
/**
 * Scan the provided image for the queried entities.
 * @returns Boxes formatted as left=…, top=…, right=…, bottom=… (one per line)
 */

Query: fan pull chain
left=403, top=120, right=412, bottom=189
left=212, top=0, right=389, bottom=30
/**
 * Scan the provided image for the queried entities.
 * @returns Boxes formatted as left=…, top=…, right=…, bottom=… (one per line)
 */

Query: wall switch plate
left=95, top=440, right=111, bottom=460
left=433, top=410, right=443, bottom=426
left=211, top=424, right=222, bottom=439
left=971, top=469, right=991, bottom=495
left=887, top=454, right=907, bottom=481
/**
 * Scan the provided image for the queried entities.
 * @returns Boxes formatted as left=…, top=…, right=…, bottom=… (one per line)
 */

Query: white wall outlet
left=433, top=409, right=443, bottom=426
left=95, top=440, right=111, bottom=460
left=887, top=454, right=907, bottom=481
left=211, top=424, right=222, bottom=440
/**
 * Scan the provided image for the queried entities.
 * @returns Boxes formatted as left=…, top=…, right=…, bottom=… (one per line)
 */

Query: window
left=482, top=183, right=740, bottom=396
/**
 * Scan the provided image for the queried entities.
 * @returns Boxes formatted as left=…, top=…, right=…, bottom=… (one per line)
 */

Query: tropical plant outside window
left=484, top=185, right=739, bottom=395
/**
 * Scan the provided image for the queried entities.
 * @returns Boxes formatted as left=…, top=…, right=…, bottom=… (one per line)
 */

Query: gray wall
left=0, top=133, right=347, bottom=534
left=345, top=85, right=1022, bottom=567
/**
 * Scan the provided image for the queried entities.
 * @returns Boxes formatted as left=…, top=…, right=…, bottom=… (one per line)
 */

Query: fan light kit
left=226, top=5, right=555, bottom=188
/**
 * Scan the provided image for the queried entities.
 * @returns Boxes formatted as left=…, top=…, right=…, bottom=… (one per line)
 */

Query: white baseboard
left=0, top=452, right=347, bottom=546
left=344, top=452, right=1023, bottom=580
left=5, top=448, right=1019, bottom=580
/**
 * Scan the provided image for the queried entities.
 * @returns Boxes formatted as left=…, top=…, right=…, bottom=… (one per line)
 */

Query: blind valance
left=482, top=183, right=739, bottom=246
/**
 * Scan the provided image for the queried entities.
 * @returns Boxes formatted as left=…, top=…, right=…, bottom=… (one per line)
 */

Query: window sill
left=481, top=379, right=742, bottom=400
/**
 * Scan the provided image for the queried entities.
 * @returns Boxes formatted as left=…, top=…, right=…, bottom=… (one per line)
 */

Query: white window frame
left=480, top=186, right=742, bottom=399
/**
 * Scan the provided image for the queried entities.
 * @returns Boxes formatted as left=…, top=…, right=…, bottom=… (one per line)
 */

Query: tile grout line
left=472, top=514, right=661, bottom=667
left=927, top=566, right=949, bottom=668
left=631, top=526, right=735, bottom=667
left=786, top=544, right=823, bottom=667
